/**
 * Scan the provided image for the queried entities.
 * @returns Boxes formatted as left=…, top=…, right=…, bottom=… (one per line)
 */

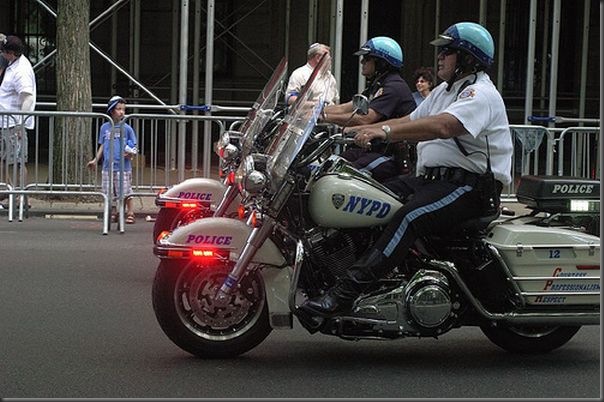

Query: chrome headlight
left=244, top=170, right=268, bottom=193
left=215, top=132, right=230, bottom=156
left=221, top=143, right=240, bottom=162
left=235, top=154, right=256, bottom=184
left=219, top=131, right=231, bottom=148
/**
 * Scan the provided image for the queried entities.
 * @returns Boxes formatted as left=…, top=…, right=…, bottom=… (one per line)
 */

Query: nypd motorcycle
left=151, top=57, right=600, bottom=358
left=152, top=57, right=289, bottom=242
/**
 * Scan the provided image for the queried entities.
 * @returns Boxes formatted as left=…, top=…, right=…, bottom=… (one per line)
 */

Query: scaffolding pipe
left=539, top=0, right=550, bottom=111
left=32, top=0, right=130, bottom=70
left=191, top=0, right=202, bottom=175
left=333, top=0, right=344, bottom=97
left=128, top=0, right=141, bottom=100
left=479, top=0, right=487, bottom=24
left=178, top=0, right=190, bottom=182
left=357, top=0, right=369, bottom=94
left=203, top=0, right=216, bottom=178
left=523, top=0, right=537, bottom=124
left=111, top=1, right=118, bottom=91
left=308, top=0, right=317, bottom=45
left=434, top=0, right=441, bottom=74
left=285, top=0, right=291, bottom=71
left=496, top=0, right=506, bottom=91
left=547, top=0, right=561, bottom=128
left=578, top=0, right=590, bottom=122
left=170, top=0, right=179, bottom=170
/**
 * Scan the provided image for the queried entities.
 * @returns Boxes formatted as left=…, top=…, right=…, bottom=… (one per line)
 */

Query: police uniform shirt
left=285, top=63, right=339, bottom=105
left=410, top=71, right=512, bottom=185
left=0, top=54, right=36, bottom=129
left=365, top=71, right=416, bottom=120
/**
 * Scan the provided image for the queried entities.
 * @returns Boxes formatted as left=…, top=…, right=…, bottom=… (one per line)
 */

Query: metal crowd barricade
left=506, top=124, right=556, bottom=200
left=1, top=110, right=114, bottom=234
left=556, top=127, right=600, bottom=178
left=1, top=108, right=247, bottom=234
left=116, top=113, right=244, bottom=232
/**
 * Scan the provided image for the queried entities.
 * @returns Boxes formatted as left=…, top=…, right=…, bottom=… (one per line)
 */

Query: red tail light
left=238, top=205, right=246, bottom=220
left=167, top=250, right=187, bottom=258
left=192, top=249, right=216, bottom=258
left=227, top=171, right=236, bottom=185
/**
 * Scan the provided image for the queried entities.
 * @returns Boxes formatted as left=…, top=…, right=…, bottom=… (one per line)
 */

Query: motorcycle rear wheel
left=153, top=207, right=208, bottom=242
left=480, top=324, right=581, bottom=353
left=152, top=259, right=272, bottom=358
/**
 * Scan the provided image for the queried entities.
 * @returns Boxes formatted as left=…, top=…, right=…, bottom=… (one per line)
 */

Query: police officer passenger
left=321, top=36, right=416, bottom=182
left=300, top=22, right=513, bottom=317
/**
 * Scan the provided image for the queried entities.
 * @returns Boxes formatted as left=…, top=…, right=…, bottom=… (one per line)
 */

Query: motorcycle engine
left=404, top=270, right=454, bottom=333
left=352, top=269, right=456, bottom=337
left=306, top=227, right=358, bottom=279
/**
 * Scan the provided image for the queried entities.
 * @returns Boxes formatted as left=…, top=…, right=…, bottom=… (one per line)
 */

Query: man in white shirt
left=301, top=22, right=513, bottom=317
left=285, top=43, right=339, bottom=106
left=0, top=34, right=37, bottom=193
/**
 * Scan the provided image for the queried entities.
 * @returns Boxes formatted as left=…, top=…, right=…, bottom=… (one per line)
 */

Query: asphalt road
left=0, top=216, right=600, bottom=399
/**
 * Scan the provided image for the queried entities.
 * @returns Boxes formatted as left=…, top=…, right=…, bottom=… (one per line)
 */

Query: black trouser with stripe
left=370, top=169, right=499, bottom=270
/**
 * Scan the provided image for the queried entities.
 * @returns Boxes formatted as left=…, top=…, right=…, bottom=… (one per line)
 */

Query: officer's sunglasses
left=438, top=47, right=457, bottom=56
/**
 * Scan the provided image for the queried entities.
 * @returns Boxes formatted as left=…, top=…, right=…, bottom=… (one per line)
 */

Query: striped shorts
left=102, top=170, right=133, bottom=201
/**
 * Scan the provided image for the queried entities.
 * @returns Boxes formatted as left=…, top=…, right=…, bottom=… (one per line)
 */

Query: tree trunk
left=55, top=0, right=92, bottom=185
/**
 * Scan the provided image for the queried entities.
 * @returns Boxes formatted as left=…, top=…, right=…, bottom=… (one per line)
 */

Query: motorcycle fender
left=158, top=178, right=226, bottom=205
left=161, top=217, right=286, bottom=266
left=261, top=266, right=294, bottom=324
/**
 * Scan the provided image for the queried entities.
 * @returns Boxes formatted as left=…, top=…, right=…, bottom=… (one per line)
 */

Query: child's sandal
left=126, top=214, right=136, bottom=224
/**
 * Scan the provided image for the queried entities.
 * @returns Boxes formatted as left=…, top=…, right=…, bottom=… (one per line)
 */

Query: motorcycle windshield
left=239, top=57, right=289, bottom=158
left=264, top=54, right=331, bottom=190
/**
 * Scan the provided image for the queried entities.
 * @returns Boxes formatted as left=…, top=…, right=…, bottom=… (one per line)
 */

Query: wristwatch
left=381, top=124, right=391, bottom=143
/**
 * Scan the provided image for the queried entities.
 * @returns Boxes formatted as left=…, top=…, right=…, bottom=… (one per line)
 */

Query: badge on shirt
left=458, top=88, right=476, bottom=99
left=373, top=87, right=384, bottom=99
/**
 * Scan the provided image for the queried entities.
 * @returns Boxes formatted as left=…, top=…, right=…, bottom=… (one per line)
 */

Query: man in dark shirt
left=321, top=36, right=416, bottom=182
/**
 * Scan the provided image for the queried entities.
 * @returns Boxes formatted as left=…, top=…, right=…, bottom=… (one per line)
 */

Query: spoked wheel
left=480, top=323, right=581, bottom=353
left=152, top=259, right=272, bottom=358
left=153, top=207, right=210, bottom=242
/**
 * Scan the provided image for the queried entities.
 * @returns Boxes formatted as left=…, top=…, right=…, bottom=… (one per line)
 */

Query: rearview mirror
left=352, top=94, right=369, bottom=116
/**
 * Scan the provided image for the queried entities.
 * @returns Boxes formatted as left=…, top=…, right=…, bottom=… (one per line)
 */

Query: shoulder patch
left=458, top=88, right=476, bottom=99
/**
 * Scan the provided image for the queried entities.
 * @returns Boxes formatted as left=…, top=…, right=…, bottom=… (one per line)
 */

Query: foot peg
left=295, top=307, right=326, bottom=334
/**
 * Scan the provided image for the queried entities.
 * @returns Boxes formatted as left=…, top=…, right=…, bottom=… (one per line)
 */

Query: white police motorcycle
left=151, top=56, right=600, bottom=358
left=152, top=57, right=289, bottom=242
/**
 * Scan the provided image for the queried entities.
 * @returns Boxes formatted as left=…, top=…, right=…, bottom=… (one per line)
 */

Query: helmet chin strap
left=445, top=65, right=464, bottom=92
left=445, top=52, right=480, bottom=92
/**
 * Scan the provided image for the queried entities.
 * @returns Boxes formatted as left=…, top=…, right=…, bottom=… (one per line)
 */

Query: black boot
left=299, top=249, right=386, bottom=317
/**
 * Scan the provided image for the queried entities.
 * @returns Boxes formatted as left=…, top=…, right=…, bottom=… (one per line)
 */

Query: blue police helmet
left=430, top=22, right=495, bottom=67
left=353, top=36, right=403, bottom=69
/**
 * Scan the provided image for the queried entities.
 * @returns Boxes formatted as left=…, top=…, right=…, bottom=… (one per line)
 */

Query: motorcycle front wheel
left=152, top=259, right=272, bottom=358
left=480, top=324, right=581, bottom=353
left=153, top=207, right=209, bottom=242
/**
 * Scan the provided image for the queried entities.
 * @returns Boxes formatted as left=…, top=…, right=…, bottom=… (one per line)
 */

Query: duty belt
left=423, top=166, right=504, bottom=193
left=422, top=166, right=481, bottom=186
